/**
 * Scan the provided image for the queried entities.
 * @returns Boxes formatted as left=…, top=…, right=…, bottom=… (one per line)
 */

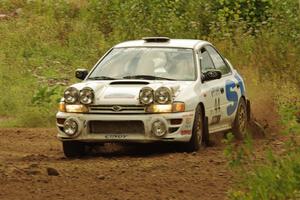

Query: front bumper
left=56, top=111, right=195, bottom=143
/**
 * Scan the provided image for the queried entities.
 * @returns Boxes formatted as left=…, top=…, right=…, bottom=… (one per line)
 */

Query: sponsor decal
left=210, top=115, right=221, bottom=125
left=185, top=117, right=193, bottom=124
left=180, top=114, right=194, bottom=135
left=105, top=135, right=127, bottom=139
left=183, top=113, right=194, bottom=117
left=181, top=116, right=193, bottom=135
left=211, top=87, right=221, bottom=97
left=181, top=130, right=192, bottom=135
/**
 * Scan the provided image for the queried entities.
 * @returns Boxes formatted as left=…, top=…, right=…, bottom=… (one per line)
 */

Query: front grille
left=89, top=105, right=146, bottom=114
left=89, top=120, right=145, bottom=134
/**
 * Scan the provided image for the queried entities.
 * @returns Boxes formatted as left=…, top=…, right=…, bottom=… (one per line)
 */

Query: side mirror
left=75, top=69, right=89, bottom=80
left=202, top=70, right=222, bottom=82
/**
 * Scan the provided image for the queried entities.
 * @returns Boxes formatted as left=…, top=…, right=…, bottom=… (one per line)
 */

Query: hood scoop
left=110, top=81, right=149, bottom=85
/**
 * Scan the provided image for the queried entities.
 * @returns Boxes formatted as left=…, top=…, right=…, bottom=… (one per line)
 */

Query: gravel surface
left=0, top=128, right=274, bottom=200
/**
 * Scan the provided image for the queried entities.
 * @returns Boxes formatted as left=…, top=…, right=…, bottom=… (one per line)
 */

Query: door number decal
left=225, top=80, right=238, bottom=116
left=225, top=74, right=245, bottom=116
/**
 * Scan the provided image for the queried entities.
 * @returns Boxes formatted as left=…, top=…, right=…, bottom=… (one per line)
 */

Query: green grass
left=0, top=0, right=299, bottom=128
left=225, top=95, right=300, bottom=200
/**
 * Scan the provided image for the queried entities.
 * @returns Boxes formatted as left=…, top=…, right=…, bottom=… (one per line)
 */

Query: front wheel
left=232, top=98, right=248, bottom=140
left=185, top=105, right=204, bottom=152
left=62, top=141, right=85, bottom=158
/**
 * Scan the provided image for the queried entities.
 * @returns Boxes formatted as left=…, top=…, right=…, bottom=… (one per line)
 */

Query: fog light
left=63, top=118, right=79, bottom=137
left=152, top=120, right=167, bottom=137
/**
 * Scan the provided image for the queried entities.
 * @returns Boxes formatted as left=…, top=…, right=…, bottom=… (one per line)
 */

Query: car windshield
left=88, top=47, right=196, bottom=81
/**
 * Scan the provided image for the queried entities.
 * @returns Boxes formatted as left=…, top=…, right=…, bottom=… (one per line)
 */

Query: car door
left=205, top=45, right=243, bottom=127
left=198, top=47, right=229, bottom=132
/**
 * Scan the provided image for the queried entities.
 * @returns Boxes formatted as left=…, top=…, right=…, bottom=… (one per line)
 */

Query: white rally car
left=56, top=37, right=250, bottom=157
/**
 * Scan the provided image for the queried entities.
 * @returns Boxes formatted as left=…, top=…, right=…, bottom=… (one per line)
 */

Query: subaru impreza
left=56, top=37, right=250, bottom=157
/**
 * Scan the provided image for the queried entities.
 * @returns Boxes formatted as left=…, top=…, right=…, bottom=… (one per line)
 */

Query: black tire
left=185, top=105, right=204, bottom=152
left=62, top=141, right=85, bottom=158
left=232, top=98, right=248, bottom=140
left=202, top=116, right=210, bottom=146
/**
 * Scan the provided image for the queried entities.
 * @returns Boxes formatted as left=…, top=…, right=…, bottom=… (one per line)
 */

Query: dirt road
left=0, top=128, right=238, bottom=200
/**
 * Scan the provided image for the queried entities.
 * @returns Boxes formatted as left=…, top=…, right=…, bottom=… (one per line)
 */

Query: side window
left=206, top=46, right=231, bottom=75
left=200, top=48, right=215, bottom=73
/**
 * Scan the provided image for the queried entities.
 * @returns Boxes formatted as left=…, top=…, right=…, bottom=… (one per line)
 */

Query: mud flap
left=202, top=116, right=210, bottom=146
left=246, top=99, right=251, bottom=121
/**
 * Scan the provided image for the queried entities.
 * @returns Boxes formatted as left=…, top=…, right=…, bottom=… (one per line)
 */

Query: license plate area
left=89, top=120, right=145, bottom=134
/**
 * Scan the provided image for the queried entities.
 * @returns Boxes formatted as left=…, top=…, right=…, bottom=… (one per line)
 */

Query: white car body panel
left=56, top=39, right=248, bottom=143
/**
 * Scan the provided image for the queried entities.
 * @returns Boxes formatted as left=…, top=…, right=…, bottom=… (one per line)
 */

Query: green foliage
left=224, top=133, right=254, bottom=168
left=229, top=150, right=300, bottom=200
left=0, top=0, right=299, bottom=127
left=277, top=95, right=300, bottom=135
left=31, top=86, right=61, bottom=106
left=225, top=97, right=300, bottom=200
left=210, top=0, right=273, bottom=37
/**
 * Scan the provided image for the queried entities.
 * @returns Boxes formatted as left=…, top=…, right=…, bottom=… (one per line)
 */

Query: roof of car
left=114, top=38, right=210, bottom=49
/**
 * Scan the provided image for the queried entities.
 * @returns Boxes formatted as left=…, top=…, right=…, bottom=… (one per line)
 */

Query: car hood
left=70, top=80, right=194, bottom=105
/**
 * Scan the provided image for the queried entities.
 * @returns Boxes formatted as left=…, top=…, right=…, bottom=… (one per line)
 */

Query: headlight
left=64, top=87, right=79, bottom=104
left=139, top=87, right=154, bottom=105
left=65, top=104, right=88, bottom=113
left=154, top=87, right=172, bottom=104
left=146, top=102, right=185, bottom=113
left=147, top=104, right=172, bottom=113
left=79, top=87, right=94, bottom=105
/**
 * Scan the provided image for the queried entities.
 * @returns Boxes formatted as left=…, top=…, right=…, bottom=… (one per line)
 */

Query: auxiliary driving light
left=152, top=120, right=167, bottom=137
left=63, top=118, right=79, bottom=137
left=139, top=87, right=154, bottom=105
left=154, top=87, right=172, bottom=104
left=79, top=87, right=94, bottom=105
left=64, top=87, right=79, bottom=104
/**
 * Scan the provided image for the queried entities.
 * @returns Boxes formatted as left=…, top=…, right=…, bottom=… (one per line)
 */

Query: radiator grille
left=89, top=120, right=145, bottom=134
left=89, top=105, right=146, bottom=114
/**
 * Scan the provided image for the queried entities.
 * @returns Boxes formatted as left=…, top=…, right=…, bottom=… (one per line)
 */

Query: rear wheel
left=232, top=98, right=248, bottom=140
left=185, top=105, right=204, bottom=152
left=62, top=141, right=85, bottom=158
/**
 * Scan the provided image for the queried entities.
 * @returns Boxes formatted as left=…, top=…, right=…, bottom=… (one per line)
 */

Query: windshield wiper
left=122, top=75, right=175, bottom=81
left=88, top=76, right=117, bottom=80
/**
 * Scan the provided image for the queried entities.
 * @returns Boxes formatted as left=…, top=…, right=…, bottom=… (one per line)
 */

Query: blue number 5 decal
left=234, top=74, right=245, bottom=95
left=225, top=80, right=238, bottom=116
left=226, top=74, right=245, bottom=116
